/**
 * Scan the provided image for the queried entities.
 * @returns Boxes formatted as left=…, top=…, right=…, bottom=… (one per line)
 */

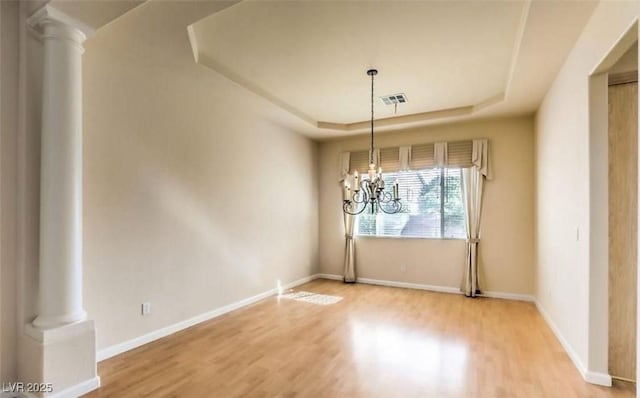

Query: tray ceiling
left=187, top=0, right=597, bottom=136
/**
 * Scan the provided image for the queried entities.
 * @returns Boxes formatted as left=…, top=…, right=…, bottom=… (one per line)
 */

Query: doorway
left=608, top=42, right=638, bottom=384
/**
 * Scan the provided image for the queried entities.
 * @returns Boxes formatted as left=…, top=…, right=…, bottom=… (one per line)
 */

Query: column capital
left=27, top=5, right=94, bottom=43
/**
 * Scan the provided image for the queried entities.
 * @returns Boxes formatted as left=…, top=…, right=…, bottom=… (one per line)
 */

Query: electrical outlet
left=400, top=264, right=407, bottom=273
left=141, top=302, right=151, bottom=316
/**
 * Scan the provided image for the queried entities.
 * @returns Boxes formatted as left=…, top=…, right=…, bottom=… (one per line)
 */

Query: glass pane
left=403, top=169, right=441, bottom=238
left=443, top=168, right=466, bottom=239
left=356, top=168, right=446, bottom=238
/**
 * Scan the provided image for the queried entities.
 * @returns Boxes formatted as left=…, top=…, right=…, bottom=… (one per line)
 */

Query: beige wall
left=319, top=116, right=534, bottom=295
left=610, top=43, right=638, bottom=75
left=535, top=0, right=640, bottom=379
left=14, top=0, right=319, bottom=359
left=0, top=0, right=19, bottom=384
left=80, top=2, right=319, bottom=351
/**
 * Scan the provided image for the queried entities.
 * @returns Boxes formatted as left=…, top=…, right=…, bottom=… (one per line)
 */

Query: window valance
left=343, top=139, right=490, bottom=177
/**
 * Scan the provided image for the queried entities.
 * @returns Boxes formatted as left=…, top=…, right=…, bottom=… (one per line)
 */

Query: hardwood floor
left=84, top=280, right=636, bottom=397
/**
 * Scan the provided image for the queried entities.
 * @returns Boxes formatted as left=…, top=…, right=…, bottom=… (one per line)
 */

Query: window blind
left=356, top=168, right=466, bottom=239
left=443, top=168, right=465, bottom=238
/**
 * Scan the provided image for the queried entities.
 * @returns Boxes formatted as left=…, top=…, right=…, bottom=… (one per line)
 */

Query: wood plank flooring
left=84, top=280, right=635, bottom=397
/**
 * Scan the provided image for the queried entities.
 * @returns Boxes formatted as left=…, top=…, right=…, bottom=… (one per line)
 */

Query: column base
left=20, top=320, right=99, bottom=397
left=32, top=310, right=87, bottom=329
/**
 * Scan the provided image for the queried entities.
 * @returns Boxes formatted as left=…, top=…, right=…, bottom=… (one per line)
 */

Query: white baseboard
left=316, top=273, right=535, bottom=302
left=315, top=273, right=343, bottom=281
left=356, top=276, right=462, bottom=295
left=535, top=300, right=612, bottom=387
left=584, top=371, right=613, bottom=386
left=281, top=275, right=317, bottom=290
left=97, top=275, right=316, bottom=361
left=480, top=290, right=535, bottom=302
left=47, top=376, right=100, bottom=398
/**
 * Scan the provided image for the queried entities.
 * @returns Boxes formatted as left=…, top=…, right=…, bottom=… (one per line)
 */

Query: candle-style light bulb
left=343, top=180, right=350, bottom=201
left=353, top=171, right=360, bottom=191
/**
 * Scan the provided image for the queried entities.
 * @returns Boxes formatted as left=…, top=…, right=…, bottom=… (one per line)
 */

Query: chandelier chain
left=370, top=71, right=374, bottom=165
left=342, top=68, right=402, bottom=216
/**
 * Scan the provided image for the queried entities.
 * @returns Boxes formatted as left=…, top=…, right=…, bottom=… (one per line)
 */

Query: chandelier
left=342, top=69, right=402, bottom=215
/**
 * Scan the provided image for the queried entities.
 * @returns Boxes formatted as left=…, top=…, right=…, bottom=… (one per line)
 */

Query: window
left=356, top=168, right=466, bottom=239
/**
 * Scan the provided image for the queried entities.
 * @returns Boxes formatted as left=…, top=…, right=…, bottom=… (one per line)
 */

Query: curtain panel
left=461, top=139, right=491, bottom=297
left=434, top=142, right=448, bottom=167
left=399, top=146, right=411, bottom=171
left=338, top=152, right=350, bottom=182
left=343, top=212, right=356, bottom=283
left=461, top=167, right=484, bottom=296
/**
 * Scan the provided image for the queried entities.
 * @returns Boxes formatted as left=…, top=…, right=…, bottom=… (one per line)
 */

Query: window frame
left=354, top=167, right=466, bottom=241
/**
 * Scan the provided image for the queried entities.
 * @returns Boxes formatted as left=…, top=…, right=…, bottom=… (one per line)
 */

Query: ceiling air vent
left=380, top=93, right=408, bottom=105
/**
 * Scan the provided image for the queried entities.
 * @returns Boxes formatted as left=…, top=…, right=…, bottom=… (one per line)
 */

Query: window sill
left=355, top=235, right=466, bottom=241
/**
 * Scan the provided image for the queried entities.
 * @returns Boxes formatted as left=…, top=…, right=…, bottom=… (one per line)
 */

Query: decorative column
left=21, top=5, right=100, bottom=396
left=27, top=6, right=93, bottom=329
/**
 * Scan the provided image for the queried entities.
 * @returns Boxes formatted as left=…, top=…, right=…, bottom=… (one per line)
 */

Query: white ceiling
left=50, top=0, right=597, bottom=139
left=50, top=0, right=146, bottom=31
left=189, top=0, right=598, bottom=138
left=193, top=1, right=523, bottom=124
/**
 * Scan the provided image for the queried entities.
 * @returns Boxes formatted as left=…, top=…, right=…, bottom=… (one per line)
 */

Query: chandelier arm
left=343, top=187, right=369, bottom=215
left=343, top=200, right=368, bottom=216
left=377, top=200, right=403, bottom=214
left=377, top=190, right=394, bottom=203
left=351, top=180, right=369, bottom=203
left=351, top=189, right=368, bottom=204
